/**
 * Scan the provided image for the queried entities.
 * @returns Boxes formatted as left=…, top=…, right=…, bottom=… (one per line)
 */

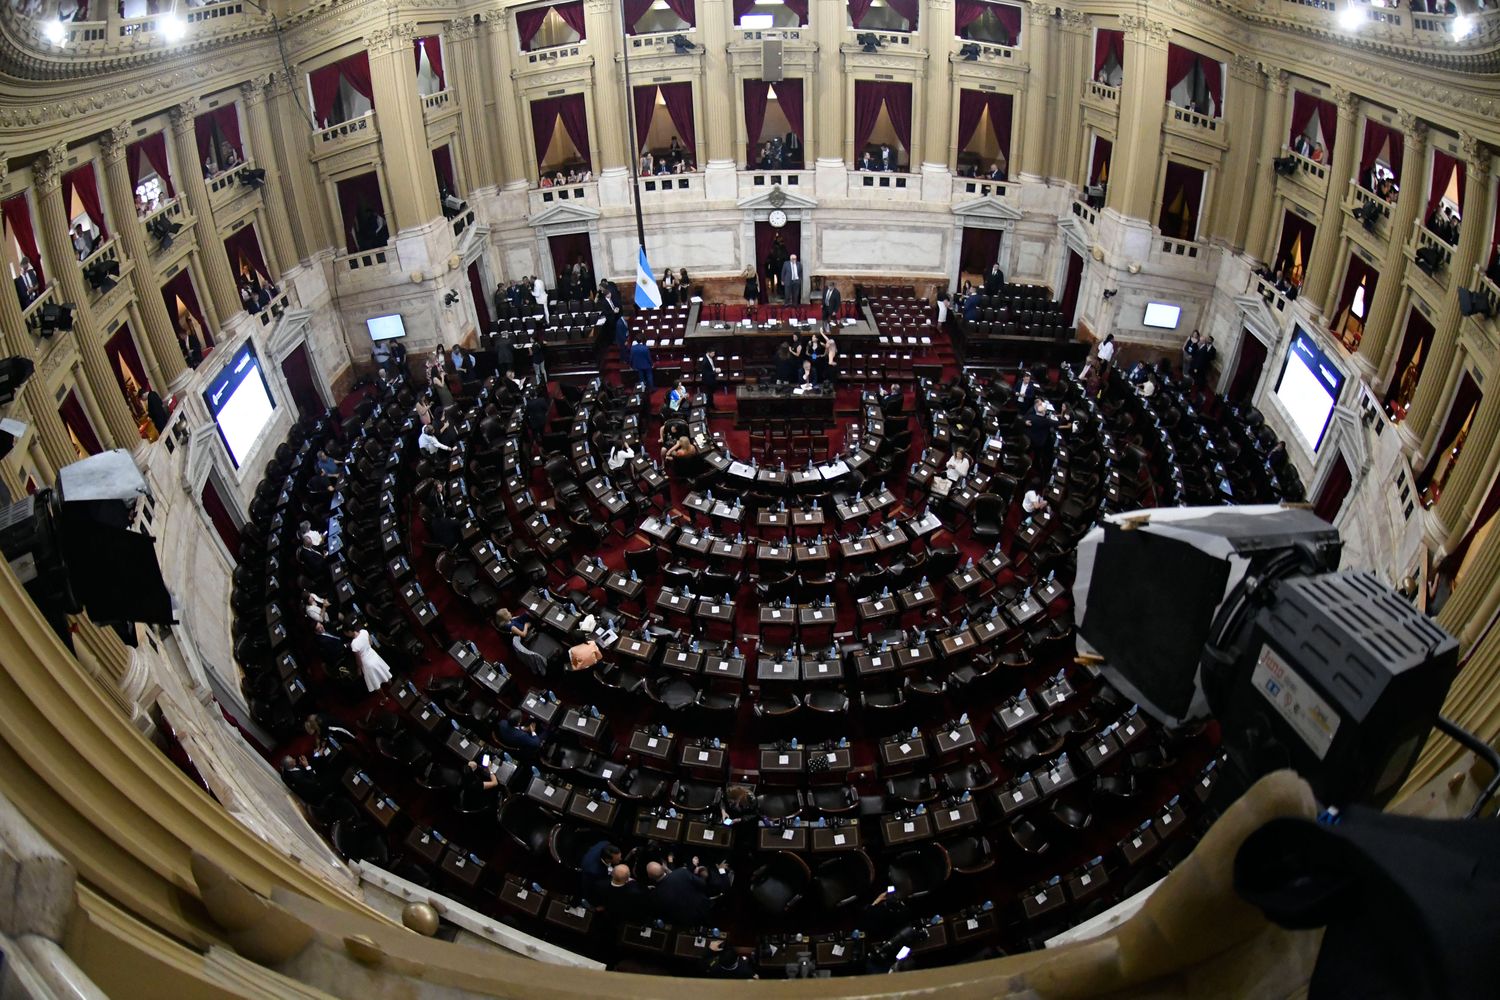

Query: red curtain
left=1165, top=43, right=1198, bottom=97
left=104, top=324, right=150, bottom=400
left=1273, top=210, right=1317, bottom=279
left=127, top=132, right=176, bottom=198
left=530, top=98, right=562, bottom=171
left=62, top=163, right=108, bottom=241
left=309, top=62, right=343, bottom=124
left=341, top=51, right=374, bottom=105
left=467, top=261, right=491, bottom=332
left=58, top=390, right=104, bottom=456
left=736, top=0, right=805, bottom=22
left=744, top=80, right=769, bottom=161
left=224, top=225, right=270, bottom=282
left=216, top=106, right=243, bottom=161
left=1317, top=99, right=1338, bottom=156
left=1090, top=137, right=1111, bottom=184
left=1384, top=308, right=1435, bottom=408
left=547, top=232, right=593, bottom=286
left=1289, top=91, right=1317, bottom=148
left=959, top=226, right=1002, bottom=274
left=1334, top=253, right=1378, bottom=323
left=633, top=84, right=659, bottom=154
left=624, top=0, right=654, bottom=30
left=279, top=344, right=324, bottom=419
left=531, top=94, right=591, bottom=171
left=853, top=81, right=911, bottom=158
left=1438, top=466, right=1500, bottom=580
left=1425, top=150, right=1463, bottom=229
left=162, top=269, right=209, bottom=342
left=1313, top=453, right=1352, bottom=523
left=956, top=90, right=1013, bottom=163
left=336, top=172, right=383, bottom=252
left=415, top=36, right=445, bottom=90
left=1200, top=59, right=1222, bottom=115
left=887, top=0, right=919, bottom=27
left=754, top=220, right=799, bottom=292
left=516, top=6, right=550, bottom=48
left=956, top=0, right=990, bottom=34
left=666, top=0, right=696, bottom=25
left=1093, top=28, right=1122, bottom=73
left=779, top=78, right=804, bottom=145
left=1418, top=373, right=1482, bottom=491
left=554, top=1, right=586, bottom=38
left=1158, top=162, right=1204, bottom=240
left=3, top=194, right=46, bottom=288
left=847, top=0, right=875, bottom=26
left=659, top=82, right=696, bottom=158
left=432, top=145, right=456, bottom=195
left=1359, top=119, right=1403, bottom=187
left=200, top=478, right=242, bottom=555
left=1489, top=186, right=1500, bottom=270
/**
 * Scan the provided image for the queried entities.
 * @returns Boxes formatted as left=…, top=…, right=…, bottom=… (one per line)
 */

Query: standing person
left=1096, top=333, right=1117, bottom=368
left=742, top=267, right=760, bottom=305
left=660, top=269, right=678, bottom=307
left=614, top=314, right=631, bottom=366
left=628, top=338, right=655, bottom=392
left=699, top=350, right=720, bottom=401
left=1191, top=335, right=1217, bottom=386
left=765, top=234, right=788, bottom=299
left=532, top=274, right=549, bottom=325
left=984, top=261, right=1005, bottom=295
left=138, top=386, right=169, bottom=434
left=1182, top=329, right=1202, bottom=375
left=529, top=336, right=547, bottom=386
left=344, top=624, right=393, bottom=692
left=494, top=330, right=514, bottom=378
left=779, top=253, right=802, bottom=304
left=821, top=281, right=841, bottom=328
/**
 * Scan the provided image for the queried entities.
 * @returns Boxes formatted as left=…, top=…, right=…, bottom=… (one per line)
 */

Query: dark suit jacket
left=821, top=285, right=841, bottom=318
left=144, top=391, right=169, bottom=432
left=653, top=868, right=713, bottom=926
left=698, top=356, right=718, bottom=388
left=779, top=260, right=801, bottom=289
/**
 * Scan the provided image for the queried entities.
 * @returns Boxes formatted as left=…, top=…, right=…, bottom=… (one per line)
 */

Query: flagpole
left=618, top=3, right=648, bottom=254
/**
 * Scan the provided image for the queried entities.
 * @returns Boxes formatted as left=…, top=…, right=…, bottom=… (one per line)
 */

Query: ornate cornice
left=101, top=120, right=131, bottom=164
left=446, top=15, right=476, bottom=42
left=1267, top=66, right=1289, bottom=96
left=1027, top=6, right=1054, bottom=28
left=32, top=142, right=66, bottom=194
left=168, top=97, right=200, bottom=134
left=1398, top=110, right=1426, bottom=145
left=1228, top=52, right=1261, bottom=85
left=1460, top=131, right=1489, bottom=172
left=240, top=74, right=273, bottom=109
left=1120, top=14, right=1171, bottom=48
left=1331, top=84, right=1358, bottom=115
left=584, top=0, right=614, bottom=15
left=367, top=20, right=417, bottom=56
left=0, top=154, right=8, bottom=191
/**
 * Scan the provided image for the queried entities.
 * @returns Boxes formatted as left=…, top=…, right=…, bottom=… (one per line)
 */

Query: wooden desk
left=811, top=824, right=863, bottom=852
left=404, top=826, right=448, bottom=865
left=760, top=749, right=804, bottom=773
left=629, top=727, right=674, bottom=762
left=520, top=691, right=560, bottom=725
left=684, top=820, right=732, bottom=850
left=363, top=792, right=400, bottom=829
left=932, top=723, right=978, bottom=757
left=680, top=743, right=727, bottom=774
left=526, top=775, right=573, bottom=812
left=700, top=654, right=747, bottom=680
left=880, top=734, right=928, bottom=769
left=544, top=897, right=596, bottom=935
left=881, top=812, right=933, bottom=846
left=997, top=777, right=1042, bottom=817
left=442, top=850, right=486, bottom=890
left=634, top=812, right=684, bottom=844
left=567, top=793, right=620, bottom=828
left=756, top=656, right=801, bottom=682
left=759, top=826, right=809, bottom=851
left=933, top=799, right=980, bottom=834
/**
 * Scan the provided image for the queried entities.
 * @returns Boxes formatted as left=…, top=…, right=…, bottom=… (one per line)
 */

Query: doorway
left=755, top=220, right=801, bottom=303
left=279, top=342, right=325, bottom=418
left=958, top=226, right=1002, bottom=287
left=1059, top=249, right=1084, bottom=326
left=547, top=232, right=595, bottom=302
left=1225, top=328, right=1268, bottom=403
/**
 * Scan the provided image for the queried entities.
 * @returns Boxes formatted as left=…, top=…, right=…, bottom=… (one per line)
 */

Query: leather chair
left=971, top=493, right=1007, bottom=541
left=749, top=851, right=811, bottom=914
left=945, top=834, right=995, bottom=875
left=812, top=850, right=875, bottom=910
left=499, top=796, right=557, bottom=856
left=887, top=843, right=951, bottom=899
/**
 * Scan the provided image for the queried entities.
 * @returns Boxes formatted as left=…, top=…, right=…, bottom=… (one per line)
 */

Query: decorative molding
left=1332, top=84, right=1358, bottom=114
left=584, top=0, right=615, bottom=15
left=101, top=121, right=132, bottom=163
left=446, top=16, right=476, bottom=42
left=367, top=20, right=416, bottom=56
left=168, top=97, right=201, bottom=134
left=1228, top=53, right=1261, bottom=85
left=1460, top=131, right=1489, bottom=172
left=239, top=74, right=273, bottom=109
left=1120, top=14, right=1171, bottom=47
left=0, top=153, right=7, bottom=191
left=1026, top=6, right=1054, bottom=28
left=32, top=142, right=66, bottom=194
left=1399, top=111, right=1428, bottom=148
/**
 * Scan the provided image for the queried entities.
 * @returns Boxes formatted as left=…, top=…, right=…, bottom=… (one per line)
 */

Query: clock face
left=768, top=210, right=787, bottom=228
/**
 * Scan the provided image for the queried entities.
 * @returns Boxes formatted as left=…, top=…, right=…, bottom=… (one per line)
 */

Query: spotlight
left=1458, top=287, right=1491, bottom=318
left=1273, top=156, right=1297, bottom=176
left=857, top=32, right=883, bottom=52
left=668, top=33, right=697, bottom=54
left=1353, top=200, right=1382, bottom=230
left=83, top=258, right=120, bottom=292
left=37, top=302, right=75, bottom=338
left=146, top=215, right=182, bottom=249
left=1414, top=245, right=1443, bottom=276
left=1338, top=4, right=1365, bottom=31
left=441, top=193, right=465, bottom=219
left=1102, top=289, right=1118, bottom=301
left=0, top=355, right=36, bottom=406
left=443, top=290, right=460, bottom=307
left=1453, top=14, right=1475, bottom=39
left=238, top=167, right=266, bottom=189
left=158, top=13, right=186, bottom=43
left=42, top=18, right=66, bottom=46
left=959, top=43, right=981, bottom=61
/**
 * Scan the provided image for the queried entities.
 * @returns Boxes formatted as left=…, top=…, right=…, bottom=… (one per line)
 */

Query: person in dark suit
left=138, top=387, right=169, bottom=433
left=602, top=865, right=652, bottom=920
left=962, top=288, right=981, bottom=322
left=1016, top=371, right=1037, bottom=410
left=580, top=840, right=623, bottom=903
left=779, top=253, right=802, bottom=304
left=311, top=622, right=347, bottom=665
left=699, top=350, right=720, bottom=401
left=629, top=338, right=655, bottom=391
left=296, top=539, right=329, bottom=580
left=1023, top=398, right=1057, bottom=476
left=493, top=333, right=514, bottom=378
left=495, top=709, right=543, bottom=755
left=983, top=263, right=1005, bottom=296
left=820, top=282, right=841, bottom=325
left=14, top=257, right=40, bottom=307
left=280, top=755, right=326, bottom=801
left=879, top=144, right=895, bottom=171
left=646, top=860, right=714, bottom=926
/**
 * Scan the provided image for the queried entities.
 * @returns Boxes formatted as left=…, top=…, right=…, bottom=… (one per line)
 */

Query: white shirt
left=418, top=428, right=451, bottom=454
left=1098, top=340, right=1116, bottom=363
left=607, top=446, right=634, bottom=471
left=301, top=528, right=324, bottom=548
left=532, top=278, right=547, bottom=304
left=1022, top=490, right=1047, bottom=514
left=937, top=299, right=948, bottom=324
left=944, top=454, right=971, bottom=482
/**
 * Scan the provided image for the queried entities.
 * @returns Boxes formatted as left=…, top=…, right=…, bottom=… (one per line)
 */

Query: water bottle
left=790, top=737, right=799, bottom=750
left=659, top=724, right=668, bottom=737
left=630, top=569, right=639, bottom=582
left=981, top=899, right=994, bottom=912
left=960, top=617, right=970, bottom=631
left=530, top=765, right=541, bottom=778
left=915, top=803, right=926, bottom=815
left=959, top=712, right=969, bottom=726
left=667, top=808, right=678, bottom=819
left=531, top=882, right=544, bottom=894
left=824, top=593, right=832, bottom=607
left=838, top=736, right=849, bottom=748
left=731, top=645, right=741, bottom=660
left=589, top=705, right=601, bottom=719
left=909, top=726, right=920, bottom=739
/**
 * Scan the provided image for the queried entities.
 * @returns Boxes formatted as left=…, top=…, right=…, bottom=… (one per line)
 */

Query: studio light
left=0, top=355, right=35, bottom=406
left=83, top=257, right=120, bottom=292
left=42, top=18, right=67, bottom=47
left=1453, top=14, right=1475, bottom=39
left=1458, top=287, right=1492, bottom=318
left=959, top=42, right=981, bottom=61
left=158, top=13, right=187, bottom=43
left=857, top=32, right=883, bottom=52
left=238, top=167, right=266, bottom=189
left=1354, top=200, right=1382, bottom=230
left=37, top=302, right=75, bottom=338
left=147, top=214, right=182, bottom=249
left=1338, top=4, right=1365, bottom=31
left=1273, top=156, right=1297, bottom=176
left=668, top=33, right=696, bottom=54
left=1414, top=244, right=1443, bottom=276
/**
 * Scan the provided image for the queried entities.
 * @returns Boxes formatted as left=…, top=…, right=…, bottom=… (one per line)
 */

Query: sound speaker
left=762, top=38, right=783, bottom=82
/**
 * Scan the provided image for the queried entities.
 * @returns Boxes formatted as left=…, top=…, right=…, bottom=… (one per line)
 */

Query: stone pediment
left=737, top=186, right=819, bottom=211
left=529, top=203, right=601, bottom=229
left=1231, top=292, right=1283, bottom=339
left=951, top=197, right=1023, bottom=223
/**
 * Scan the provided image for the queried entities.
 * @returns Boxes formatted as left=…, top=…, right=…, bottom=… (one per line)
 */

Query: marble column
left=812, top=0, right=844, bottom=164
left=583, top=0, right=631, bottom=207
left=445, top=16, right=497, bottom=193
left=168, top=99, right=242, bottom=323
left=1434, top=389, right=1500, bottom=549
left=1243, top=68, right=1288, bottom=263
left=1437, top=519, right=1500, bottom=647
left=31, top=145, right=140, bottom=451
left=1347, top=114, right=1430, bottom=366
left=919, top=0, right=955, bottom=199
left=1107, top=15, right=1169, bottom=221
left=1214, top=57, right=1266, bottom=252
left=368, top=22, right=441, bottom=233
left=1051, top=11, right=1090, bottom=188
left=482, top=13, right=528, bottom=187
left=239, top=76, right=300, bottom=272
left=1018, top=6, right=1052, bottom=179
left=1403, top=133, right=1489, bottom=451
left=265, top=70, right=333, bottom=259
left=700, top=0, right=737, bottom=200
left=99, top=122, right=185, bottom=392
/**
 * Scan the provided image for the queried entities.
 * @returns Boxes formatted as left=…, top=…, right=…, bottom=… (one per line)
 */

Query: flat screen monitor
left=1143, top=302, right=1182, bottom=329
left=367, top=314, right=406, bottom=341
left=1274, top=328, right=1346, bottom=451
left=202, top=343, right=276, bottom=469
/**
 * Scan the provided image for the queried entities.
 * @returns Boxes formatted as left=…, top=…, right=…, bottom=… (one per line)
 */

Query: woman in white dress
left=346, top=626, right=392, bottom=692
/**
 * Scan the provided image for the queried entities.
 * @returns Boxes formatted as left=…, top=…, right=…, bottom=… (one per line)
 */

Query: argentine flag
left=635, top=247, right=662, bottom=310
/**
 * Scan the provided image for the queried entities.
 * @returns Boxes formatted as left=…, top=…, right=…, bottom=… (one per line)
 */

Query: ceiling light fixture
left=1453, top=14, right=1475, bottom=39
left=1338, top=5, right=1365, bottom=31
left=42, top=19, right=67, bottom=46
left=159, top=13, right=187, bottom=43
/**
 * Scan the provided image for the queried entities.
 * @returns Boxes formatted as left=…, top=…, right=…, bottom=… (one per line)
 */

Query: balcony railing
left=628, top=29, right=698, bottom=52
left=185, top=1, right=244, bottom=25
left=848, top=170, right=917, bottom=200
left=1252, top=274, right=1294, bottom=315
left=961, top=39, right=1018, bottom=61
left=1088, top=81, right=1119, bottom=103
left=1071, top=199, right=1099, bottom=229
left=1283, top=148, right=1328, bottom=184
left=79, top=238, right=124, bottom=302
left=524, top=42, right=584, bottom=65
left=638, top=173, right=703, bottom=200
left=953, top=178, right=1010, bottom=201
left=314, top=112, right=377, bottom=147
left=739, top=171, right=808, bottom=198
left=335, top=244, right=395, bottom=275
left=1475, top=271, right=1500, bottom=319
left=850, top=29, right=914, bottom=48
left=41, top=18, right=107, bottom=46
left=450, top=205, right=477, bottom=239
left=1155, top=235, right=1206, bottom=262
left=1412, top=224, right=1454, bottom=279
left=421, top=90, right=454, bottom=117
left=139, top=195, right=184, bottom=225
left=1166, top=104, right=1220, bottom=133
left=253, top=287, right=291, bottom=327
left=529, top=182, right=599, bottom=216
left=207, top=161, right=253, bottom=203
left=21, top=285, right=58, bottom=337
left=736, top=28, right=804, bottom=42
left=1348, top=180, right=1393, bottom=237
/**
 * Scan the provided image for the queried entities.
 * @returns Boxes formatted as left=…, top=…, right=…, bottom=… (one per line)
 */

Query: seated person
left=495, top=708, right=543, bottom=754
left=664, top=432, right=699, bottom=463
left=722, top=784, right=758, bottom=824
left=665, top=378, right=688, bottom=412
left=944, top=445, right=971, bottom=483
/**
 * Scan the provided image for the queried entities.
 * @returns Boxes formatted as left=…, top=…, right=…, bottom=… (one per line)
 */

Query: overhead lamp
left=1338, top=4, right=1365, bottom=31
left=83, top=258, right=120, bottom=292
left=1458, top=287, right=1491, bottom=318
left=42, top=19, right=67, bottom=46
left=668, top=33, right=697, bottom=54
left=146, top=214, right=182, bottom=249
left=37, top=302, right=75, bottom=338
left=1414, top=245, right=1444, bottom=276
left=1453, top=14, right=1475, bottom=39
left=857, top=32, right=883, bottom=52
left=238, top=167, right=266, bottom=189
left=959, top=43, right=981, bottom=61
left=1272, top=156, right=1297, bottom=176
left=158, top=13, right=186, bottom=43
